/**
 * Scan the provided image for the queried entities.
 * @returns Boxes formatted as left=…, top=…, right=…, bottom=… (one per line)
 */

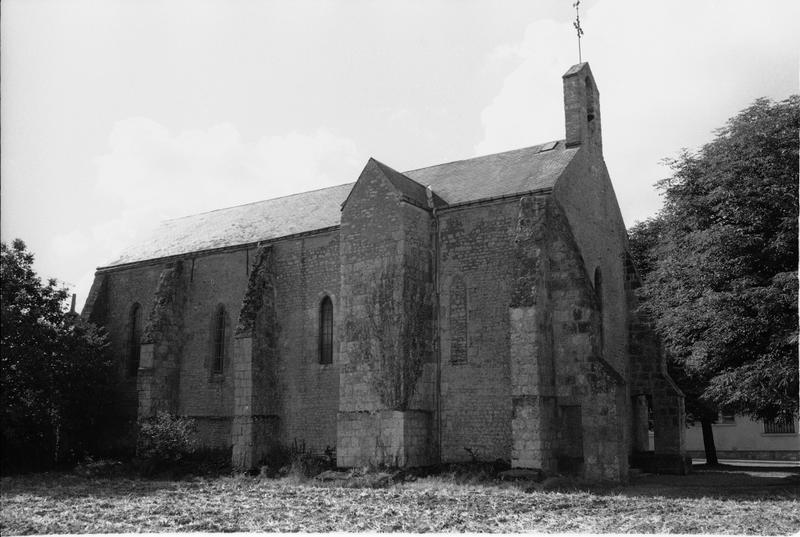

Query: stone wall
left=92, top=264, right=163, bottom=418
left=82, top=274, right=109, bottom=326
left=337, top=410, right=432, bottom=467
left=437, top=200, right=517, bottom=462
left=269, top=233, right=341, bottom=454
left=175, top=250, right=249, bottom=445
left=545, top=197, right=627, bottom=480
left=224, top=233, right=342, bottom=467
left=503, top=192, right=628, bottom=481
left=553, top=143, right=636, bottom=477
left=624, top=254, right=687, bottom=464
left=87, top=228, right=342, bottom=465
left=508, top=195, right=557, bottom=472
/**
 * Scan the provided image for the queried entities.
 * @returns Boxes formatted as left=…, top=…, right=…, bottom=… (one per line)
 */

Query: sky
left=2, top=0, right=798, bottom=308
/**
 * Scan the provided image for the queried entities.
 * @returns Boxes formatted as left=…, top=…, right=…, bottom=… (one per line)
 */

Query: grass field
left=1, top=464, right=798, bottom=534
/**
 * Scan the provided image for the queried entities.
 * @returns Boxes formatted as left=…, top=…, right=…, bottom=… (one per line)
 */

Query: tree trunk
left=700, top=418, right=719, bottom=465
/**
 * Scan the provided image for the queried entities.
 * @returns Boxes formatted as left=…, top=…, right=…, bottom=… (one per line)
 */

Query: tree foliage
left=630, top=96, right=799, bottom=424
left=1, top=239, right=113, bottom=471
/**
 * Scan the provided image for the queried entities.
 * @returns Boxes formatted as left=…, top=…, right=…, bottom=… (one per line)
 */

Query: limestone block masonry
left=232, top=246, right=280, bottom=469
left=138, top=261, right=187, bottom=418
left=84, top=62, right=689, bottom=481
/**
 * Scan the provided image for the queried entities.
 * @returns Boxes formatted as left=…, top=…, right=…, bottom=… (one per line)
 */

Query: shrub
left=136, top=412, right=198, bottom=473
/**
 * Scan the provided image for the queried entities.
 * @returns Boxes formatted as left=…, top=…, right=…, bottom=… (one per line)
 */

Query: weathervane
left=573, top=1, right=584, bottom=63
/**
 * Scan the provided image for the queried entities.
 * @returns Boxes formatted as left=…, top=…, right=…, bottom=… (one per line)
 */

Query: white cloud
left=94, top=118, right=362, bottom=215
left=52, top=229, right=91, bottom=260
left=475, top=19, right=572, bottom=156
left=476, top=1, right=800, bottom=225
left=57, top=119, right=363, bottom=306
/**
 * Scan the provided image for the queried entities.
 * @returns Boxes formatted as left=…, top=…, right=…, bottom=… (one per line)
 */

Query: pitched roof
left=405, top=141, right=576, bottom=204
left=103, top=140, right=577, bottom=268
left=106, top=183, right=353, bottom=267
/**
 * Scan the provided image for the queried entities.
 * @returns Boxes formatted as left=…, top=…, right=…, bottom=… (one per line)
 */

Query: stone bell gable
left=83, top=62, right=688, bottom=481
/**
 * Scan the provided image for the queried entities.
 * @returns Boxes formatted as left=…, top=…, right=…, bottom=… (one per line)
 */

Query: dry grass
left=1, top=465, right=798, bottom=534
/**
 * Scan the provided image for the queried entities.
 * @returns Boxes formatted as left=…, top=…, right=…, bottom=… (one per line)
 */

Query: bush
left=136, top=412, right=198, bottom=474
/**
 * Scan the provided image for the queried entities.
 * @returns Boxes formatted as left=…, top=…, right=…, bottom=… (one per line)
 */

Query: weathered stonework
left=337, top=159, right=437, bottom=468
left=232, top=245, right=281, bottom=469
left=625, top=253, right=689, bottom=473
left=81, top=273, right=109, bottom=326
left=85, top=62, right=687, bottom=481
left=138, top=261, right=186, bottom=418
left=509, top=195, right=556, bottom=472
left=236, top=245, right=274, bottom=336
left=507, top=194, right=628, bottom=480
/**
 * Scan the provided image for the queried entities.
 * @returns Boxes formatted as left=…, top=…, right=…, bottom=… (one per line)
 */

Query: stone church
left=83, top=63, right=688, bottom=481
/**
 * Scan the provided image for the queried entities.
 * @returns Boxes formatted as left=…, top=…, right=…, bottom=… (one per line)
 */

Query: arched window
left=127, top=303, right=142, bottom=377
left=213, top=306, right=226, bottom=374
left=319, top=296, right=333, bottom=364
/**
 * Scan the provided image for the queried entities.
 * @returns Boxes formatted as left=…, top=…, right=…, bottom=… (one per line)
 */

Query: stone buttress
left=231, top=245, right=280, bottom=470
left=510, top=195, right=628, bottom=481
left=137, top=261, right=187, bottom=417
left=337, top=158, right=437, bottom=468
left=625, top=255, right=690, bottom=474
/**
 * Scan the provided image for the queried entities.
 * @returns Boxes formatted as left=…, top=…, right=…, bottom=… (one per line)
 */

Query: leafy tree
left=630, top=96, right=799, bottom=458
left=629, top=218, right=723, bottom=464
left=1, top=239, right=112, bottom=472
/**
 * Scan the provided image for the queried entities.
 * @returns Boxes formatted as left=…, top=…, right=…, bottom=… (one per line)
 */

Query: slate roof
left=404, top=141, right=574, bottom=205
left=103, top=140, right=577, bottom=268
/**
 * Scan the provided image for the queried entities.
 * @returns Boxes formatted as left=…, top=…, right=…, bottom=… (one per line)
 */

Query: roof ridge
left=402, top=140, right=564, bottom=176
left=163, top=181, right=355, bottom=223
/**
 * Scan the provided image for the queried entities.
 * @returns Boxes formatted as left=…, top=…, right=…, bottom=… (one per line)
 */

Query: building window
left=594, top=267, right=604, bottom=352
left=319, top=296, right=333, bottom=364
left=127, top=303, right=142, bottom=377
left=594, top=267, right=603, bottom=309
left=719, top=411, right=735, bottom=425
left=212, top=306, right=226, bottom=374
left=764, top=419, right=796, bottom=434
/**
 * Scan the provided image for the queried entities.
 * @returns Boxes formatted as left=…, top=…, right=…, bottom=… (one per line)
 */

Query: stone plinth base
left=511, top=396, right=557, bottom=473
left=232, top=415, right=279, bottom=471
left=337, top=410, right=433, bottom=468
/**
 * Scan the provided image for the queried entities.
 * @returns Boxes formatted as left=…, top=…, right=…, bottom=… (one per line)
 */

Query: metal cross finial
left=573, top=1, right=584, bottom=63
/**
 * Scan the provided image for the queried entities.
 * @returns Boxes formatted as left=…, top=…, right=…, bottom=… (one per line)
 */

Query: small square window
left=719, top=412, right=735, bottom=425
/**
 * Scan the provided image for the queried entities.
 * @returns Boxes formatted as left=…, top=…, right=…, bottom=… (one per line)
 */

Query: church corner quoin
left=83, top=62, right=689, bottom=481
